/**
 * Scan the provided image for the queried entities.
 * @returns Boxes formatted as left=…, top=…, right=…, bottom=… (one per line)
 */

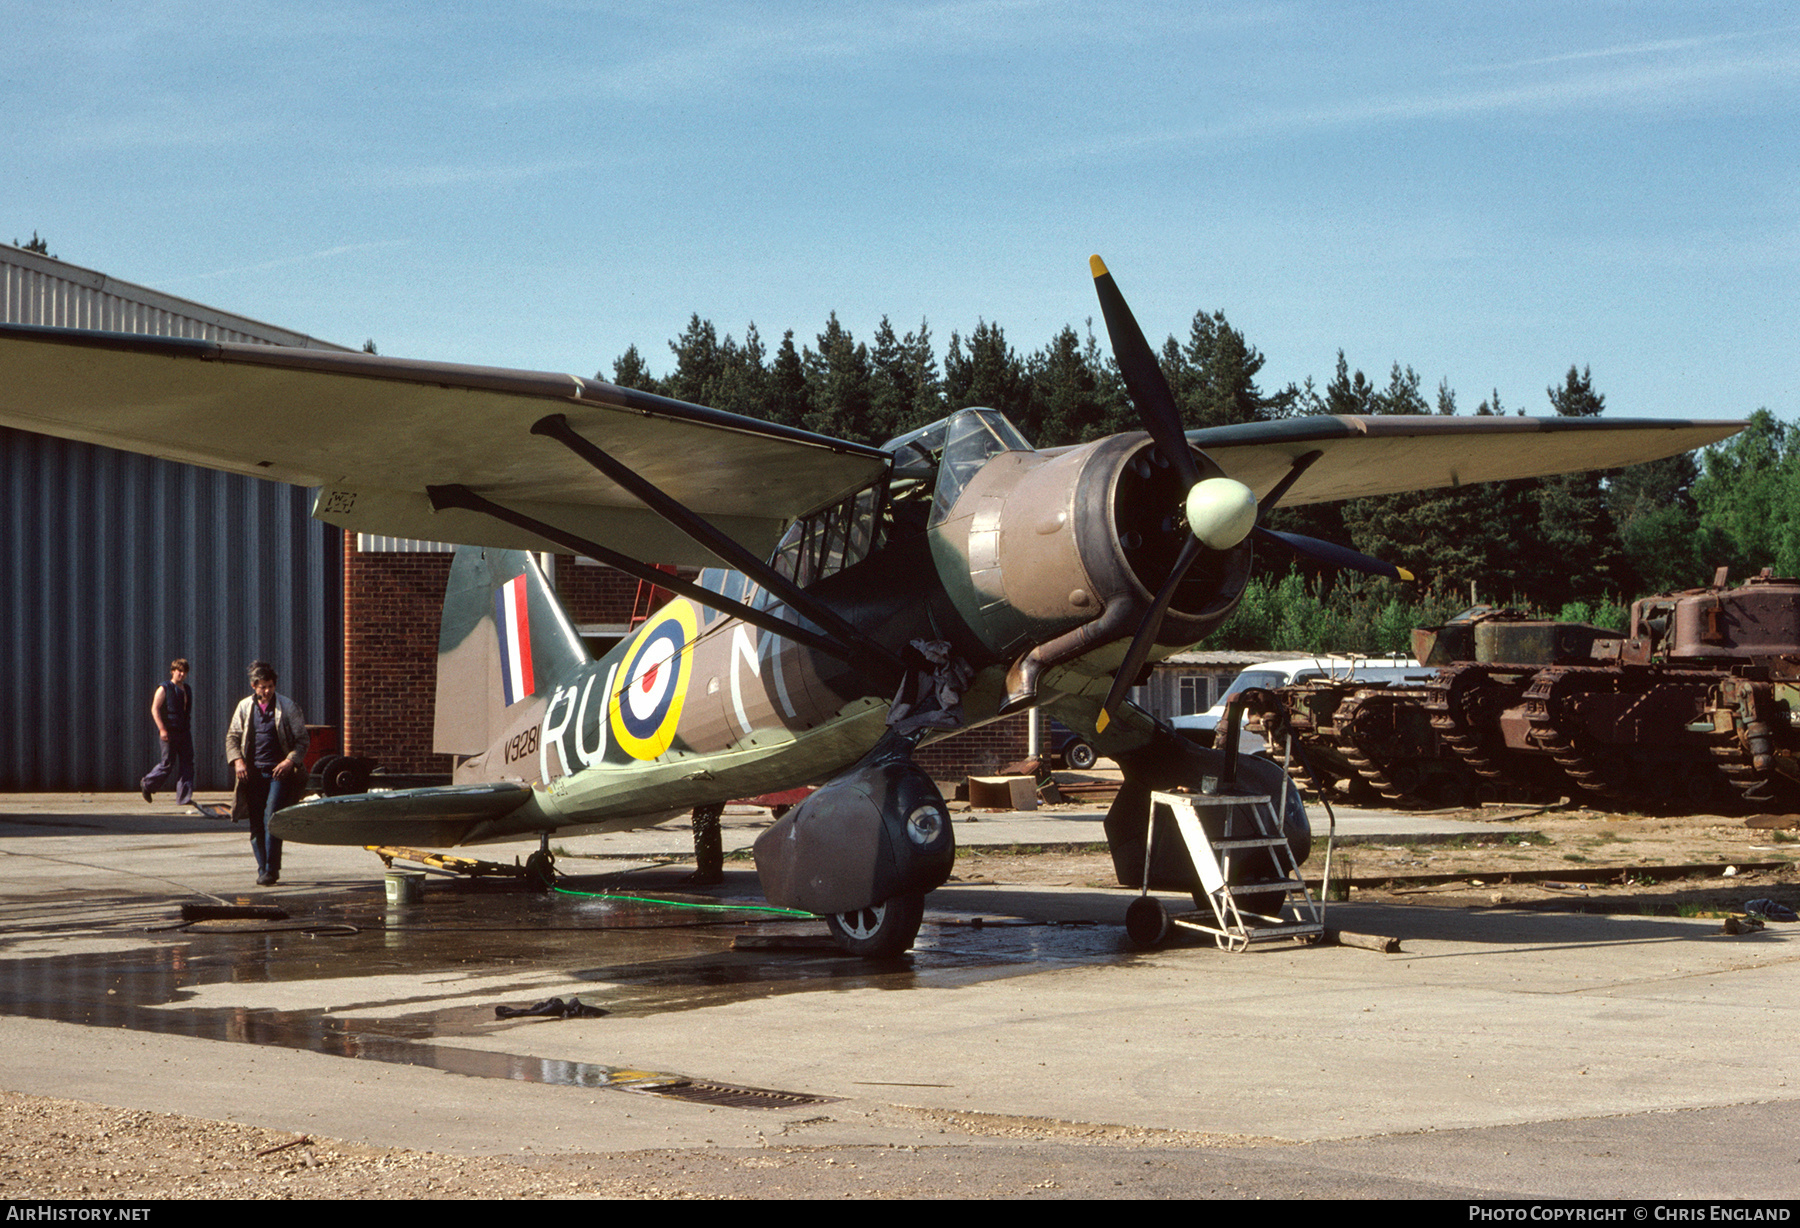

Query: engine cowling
left=927, top=431, right=1254, bottom=709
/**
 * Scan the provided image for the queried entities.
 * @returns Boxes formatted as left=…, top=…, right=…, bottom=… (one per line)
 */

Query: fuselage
left=445, top=410, right=1258, bottom=843
left=453, top=533, right=965, bottom=840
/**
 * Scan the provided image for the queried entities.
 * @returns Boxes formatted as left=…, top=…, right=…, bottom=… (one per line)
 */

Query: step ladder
left=1127, top=788, right=1326, bottom=952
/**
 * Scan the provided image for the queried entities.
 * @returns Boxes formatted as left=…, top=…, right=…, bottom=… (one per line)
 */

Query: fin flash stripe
left=496, top=574, right=535, bottom=706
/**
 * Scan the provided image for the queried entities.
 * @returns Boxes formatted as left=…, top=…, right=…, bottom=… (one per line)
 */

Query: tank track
left=1261, top=689, right=1363, bottom=803
left=1709, top=729, right=1772, bottom=803
left=1521, top=666, right=1731, bottom=807
left=1708, top=675, right=1785, bottom=805
left=1332, top=687, right=1440, bottom=804
left=1423, top=665, right=1524, bottom=784
left=1518, top=668, right=1628, bottom=799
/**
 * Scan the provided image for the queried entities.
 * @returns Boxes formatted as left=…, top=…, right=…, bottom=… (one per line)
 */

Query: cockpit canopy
left=880, top=408, right=1033, bottom=525
left=699, top=407, right=1034, bottom=610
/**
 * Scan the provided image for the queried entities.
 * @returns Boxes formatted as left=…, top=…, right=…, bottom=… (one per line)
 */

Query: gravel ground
left=0, top=1091, right=1287, bottom=1200
left=0, top=1091, right=620, bottom=1200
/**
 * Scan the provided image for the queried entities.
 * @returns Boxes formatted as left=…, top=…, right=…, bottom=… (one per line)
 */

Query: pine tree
left=1027, top=325, right=1109, bottom=448
left=607, top=345, right=663, bottom=394
left=803, top=314, right=875, bottom=443
left=943, top=320, right=1031, bottom=430
left=869, top=317, right=942, bottom=443
left=1375, top=364, right=1429, bottom=415
left=665, top=315, right=724, bottom=406
left=1531, top=367, right=1635, bottom=605
left=1326, top=351, right=1377, bottom=415
left=764, top=331, right=810, bottom=430
left=1182, top=310, right=1282, bottom=426
left=1610, top=452, right=1704, bottom=592
left=710, top=324, right=768, bottom=419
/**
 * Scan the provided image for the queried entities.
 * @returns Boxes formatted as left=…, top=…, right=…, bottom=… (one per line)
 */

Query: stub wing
left=1190, top=414, right=1745, bottom=505
left=0, top=324, right=890, bottom=564
left=269, top=781, right=534, bottom=847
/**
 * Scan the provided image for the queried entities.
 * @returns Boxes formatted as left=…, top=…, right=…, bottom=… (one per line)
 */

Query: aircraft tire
left=322, top=757, right=369, bottom=797
left=824, top=892, right=925, bottom=958
left=524, top=850, right=555, bottom=892
left=1124, top=896, right=1169, bottom=948
left=311, top=755, right=343, bottom=796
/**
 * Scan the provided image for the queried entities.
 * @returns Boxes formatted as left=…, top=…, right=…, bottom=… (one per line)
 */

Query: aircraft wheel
left=311, top=755, right=343, bottom=796
left=824, top=892, right=925, bottom=958
left=321, top=757, right=369, bottom=796
left=524, top=850, right=556, bottom=892
left=1125, top=896, right=1169, bottom=948
left=1063, top=739, right=1098, bottom=771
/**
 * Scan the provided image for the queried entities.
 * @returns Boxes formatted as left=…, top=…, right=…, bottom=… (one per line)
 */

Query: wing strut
left=425, top=483, right=883, bottom=678
left=530, top=413, right=907, bottom=678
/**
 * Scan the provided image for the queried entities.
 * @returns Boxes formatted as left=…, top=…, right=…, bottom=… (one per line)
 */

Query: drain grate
left=637, top=1080, right=838, bottom=1110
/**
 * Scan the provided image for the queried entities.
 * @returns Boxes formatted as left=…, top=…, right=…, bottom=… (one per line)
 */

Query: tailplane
left=433, top=548, right=591, bottom=755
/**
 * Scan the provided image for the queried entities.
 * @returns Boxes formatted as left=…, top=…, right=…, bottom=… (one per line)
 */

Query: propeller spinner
left=1088, top=256, right=1412, bottom=731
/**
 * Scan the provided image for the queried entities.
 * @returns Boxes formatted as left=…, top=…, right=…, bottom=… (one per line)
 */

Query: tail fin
left=433, top=548, right=591, bottom=755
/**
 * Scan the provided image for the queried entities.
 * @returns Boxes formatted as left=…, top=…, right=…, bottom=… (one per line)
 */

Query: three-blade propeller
left=1088, top=256, right=1413, bottom=731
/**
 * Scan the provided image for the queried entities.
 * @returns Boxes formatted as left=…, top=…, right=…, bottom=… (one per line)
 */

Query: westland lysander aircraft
left=1, top=258, right=1742, bottom=954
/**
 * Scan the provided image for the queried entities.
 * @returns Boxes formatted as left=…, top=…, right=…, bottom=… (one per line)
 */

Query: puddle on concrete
left=0, top=872, right=1128, bottom=1091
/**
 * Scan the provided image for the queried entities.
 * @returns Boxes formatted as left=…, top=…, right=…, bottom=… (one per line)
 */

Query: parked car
left=1047, top=721, right=1099, bottom=770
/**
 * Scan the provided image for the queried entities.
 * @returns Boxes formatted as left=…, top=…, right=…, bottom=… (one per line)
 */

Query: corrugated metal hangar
left=1, top=246, right=345, bottom=791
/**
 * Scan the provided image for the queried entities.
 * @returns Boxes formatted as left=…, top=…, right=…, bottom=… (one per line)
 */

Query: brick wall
left=915, top=714, right=1030, bottom=780
left=342, top=550, right=455, bottom=775
left=555, top=555, right=647, bottom=624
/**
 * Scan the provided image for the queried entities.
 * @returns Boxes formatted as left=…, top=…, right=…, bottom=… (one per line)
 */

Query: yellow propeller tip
left=1095, top=709, right=1110, bottom=733
left=1397, top=567, right=1416, bottom=583
left=1089, top=254, right=1109, bottom=278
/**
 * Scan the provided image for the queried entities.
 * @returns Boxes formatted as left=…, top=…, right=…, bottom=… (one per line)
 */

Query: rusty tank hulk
left=1263, top=667, right=1483, bottom=808
left=1415, top=569, right=1800, bottom=809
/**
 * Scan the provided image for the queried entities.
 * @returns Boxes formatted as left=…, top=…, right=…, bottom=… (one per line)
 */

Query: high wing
left=0, top=324, right=890, bottom=564
left=1, top=323, right=1744, bottom=557
left=1190, top=414, right=1743, bottom=505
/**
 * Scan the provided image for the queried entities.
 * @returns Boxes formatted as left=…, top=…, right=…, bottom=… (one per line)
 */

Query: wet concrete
left=3, top=795, right=1799, bottom=1197
left=0, top=829, right=1133, bottom=1105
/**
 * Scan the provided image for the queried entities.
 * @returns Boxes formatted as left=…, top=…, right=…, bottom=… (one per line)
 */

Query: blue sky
left=7, top=1, right=1795, bottom=424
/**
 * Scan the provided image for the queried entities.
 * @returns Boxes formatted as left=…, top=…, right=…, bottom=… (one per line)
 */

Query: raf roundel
left=609, top=601, right=699, bottom=760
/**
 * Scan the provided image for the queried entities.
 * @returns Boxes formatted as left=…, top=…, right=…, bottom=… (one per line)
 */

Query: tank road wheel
left=825, top=892, right=926, bottom=958
left=1125, top=896, right=1170, bottom=949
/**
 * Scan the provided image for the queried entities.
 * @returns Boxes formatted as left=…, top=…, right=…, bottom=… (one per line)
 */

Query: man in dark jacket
left=225, top=661, right=307, bottom=886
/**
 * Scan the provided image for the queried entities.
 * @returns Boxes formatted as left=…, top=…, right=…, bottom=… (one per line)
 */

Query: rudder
left=433, top=548, right=591, bottom=755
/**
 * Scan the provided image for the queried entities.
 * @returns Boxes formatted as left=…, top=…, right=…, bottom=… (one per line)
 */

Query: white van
left=1169, top=655, right=1436, bottom=754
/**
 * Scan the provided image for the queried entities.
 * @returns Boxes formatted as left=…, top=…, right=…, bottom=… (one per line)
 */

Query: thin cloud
left=162, top=241, right=408, bottom=285
left=1033, top=35, right=1800, bottom=165
left=56, top=107, right=276, bottom=151
left=353, top=161, right=588, bottom=191
left=1471, top=26, right=1800, bottom=73
left=464, top=0, right=1209, bottom=107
